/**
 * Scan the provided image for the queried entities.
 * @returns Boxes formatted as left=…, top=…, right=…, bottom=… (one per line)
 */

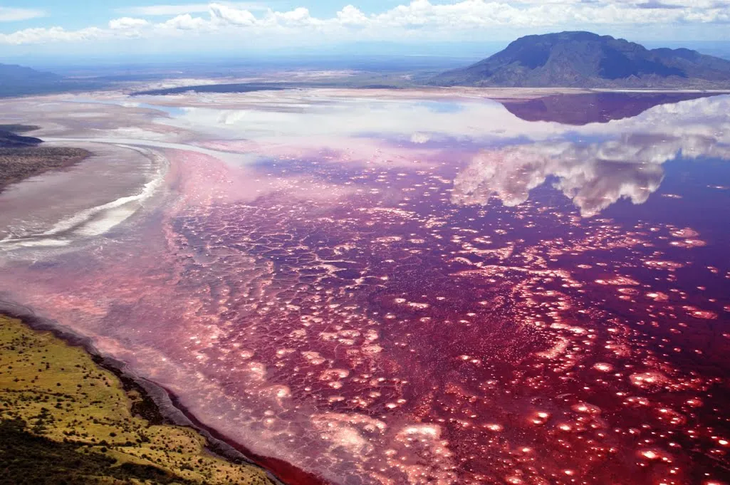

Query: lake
left=1, top=89, right=729, bottom=485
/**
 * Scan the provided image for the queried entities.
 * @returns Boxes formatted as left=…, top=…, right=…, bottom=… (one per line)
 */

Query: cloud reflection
left=453, top=131, right=730, bottom=217
left=152, top=91, right=730, bottom=218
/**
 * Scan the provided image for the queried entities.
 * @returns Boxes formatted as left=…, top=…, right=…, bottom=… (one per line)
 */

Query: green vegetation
left=0, top=316, right=275, bottom=485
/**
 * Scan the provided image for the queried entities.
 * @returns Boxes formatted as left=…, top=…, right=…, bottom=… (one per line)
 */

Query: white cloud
left=161, top=13, right=211, bottom=30
left=0, top=7, right=46, bottom=22
left=0, top=27, right=105, bottom=45
left=337, top=5, right=369, bottom=27
left=117, top=2, right=266, bottom=16
left=209, top=3, right=256, bottom=26
left=109, top=17, right=150, bottom=30
left=2, top=0, right=730, bottom=45
left=268, top=7, right=320, bottom=28
left=368, top=0, right=730, bottom=28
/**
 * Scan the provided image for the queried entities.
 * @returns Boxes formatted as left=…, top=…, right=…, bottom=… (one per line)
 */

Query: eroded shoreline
left=0, top=146, right=91, bottom=194
left=0, top=300, right=292, bottom=485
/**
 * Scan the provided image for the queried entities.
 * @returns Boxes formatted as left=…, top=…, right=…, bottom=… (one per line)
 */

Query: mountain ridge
left=431, top=31, right=730, bottom=88
left=0, top=62, right=65, bottom=97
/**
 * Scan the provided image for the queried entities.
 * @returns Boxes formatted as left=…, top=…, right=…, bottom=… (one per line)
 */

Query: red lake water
left=1, top=91, right=729, bottom=485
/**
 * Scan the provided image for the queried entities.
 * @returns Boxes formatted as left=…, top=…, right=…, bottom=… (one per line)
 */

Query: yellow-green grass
left=0, top=315, right=275, bottom=485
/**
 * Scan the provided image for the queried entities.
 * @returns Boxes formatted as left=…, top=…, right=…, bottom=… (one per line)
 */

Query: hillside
left=432, top=31, right=730, bottom=88
left=0, top=63, right=64, bottom=97
left=0, top=315, right=276, bottom=485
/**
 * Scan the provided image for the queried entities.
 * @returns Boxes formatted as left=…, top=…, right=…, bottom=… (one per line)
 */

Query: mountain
left=432, top=32, right=730, bottom=88
left=0, top=63, right=64, bottom=97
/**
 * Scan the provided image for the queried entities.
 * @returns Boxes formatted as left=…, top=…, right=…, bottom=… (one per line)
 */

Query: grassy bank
left=0, top=315, right=275, bottom=485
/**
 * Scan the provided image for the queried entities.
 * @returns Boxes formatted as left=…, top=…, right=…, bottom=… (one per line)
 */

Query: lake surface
left=1, top=90, right=729, bottom=485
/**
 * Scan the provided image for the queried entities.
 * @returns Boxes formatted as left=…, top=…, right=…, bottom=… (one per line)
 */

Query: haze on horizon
left=2, top=0, right=730, bottom=63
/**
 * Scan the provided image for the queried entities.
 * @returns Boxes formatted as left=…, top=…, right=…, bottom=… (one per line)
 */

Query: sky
left=1, top=1, right=730, bottom=60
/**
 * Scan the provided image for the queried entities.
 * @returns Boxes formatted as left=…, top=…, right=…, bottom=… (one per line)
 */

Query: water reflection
left=499, top=92, right=713, bottom=125
left=454, top=95, right=730, bottom=216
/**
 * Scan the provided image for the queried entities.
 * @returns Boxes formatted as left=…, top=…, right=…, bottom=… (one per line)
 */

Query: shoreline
left=0, top=146, right=90, bottom=195
left=165, top=390, right=331, bottom=485
left=0, top=299, right=316, bottom=485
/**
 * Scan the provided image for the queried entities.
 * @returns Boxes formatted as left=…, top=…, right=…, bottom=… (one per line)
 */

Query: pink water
left=1, top=92, right=730, bottom=485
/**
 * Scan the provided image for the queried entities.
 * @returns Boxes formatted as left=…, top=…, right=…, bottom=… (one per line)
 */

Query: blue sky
left=2, top=1, right=730, bottom=59
left=1, top=1, right=369, bottom=29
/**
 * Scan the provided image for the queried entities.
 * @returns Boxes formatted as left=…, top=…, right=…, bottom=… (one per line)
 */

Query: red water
left=2, top=94, right=730, bottom=485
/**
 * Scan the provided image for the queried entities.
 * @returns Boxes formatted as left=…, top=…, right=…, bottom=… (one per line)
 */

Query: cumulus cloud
left=161, top=14, right=211, bottom=31
left=267, top=7, right=322, bottom=28
left=209, top=3, right=257, bottom=26
left=108, top=17, right=150, bottom=30
left=337, top=5, right=369, bottom=27
left=0, top=27, right=105, bottom=45
left=2, top=0, right=730, bottom=45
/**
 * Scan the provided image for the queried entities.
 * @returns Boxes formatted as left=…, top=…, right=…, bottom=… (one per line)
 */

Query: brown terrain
left=432, top=31, right=730, bottom=88
left=0, top=124, right=90, bottom=193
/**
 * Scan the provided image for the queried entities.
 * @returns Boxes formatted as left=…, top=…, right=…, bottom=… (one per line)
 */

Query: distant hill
left=432, top=32, right=730, bottom=88
left=0, top=63, right=59, bottom=84
left=0, top=63, right=66, bottom=97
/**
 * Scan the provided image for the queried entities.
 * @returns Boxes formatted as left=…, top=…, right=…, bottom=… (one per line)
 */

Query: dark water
left=1, top=91, right=729, bottom=485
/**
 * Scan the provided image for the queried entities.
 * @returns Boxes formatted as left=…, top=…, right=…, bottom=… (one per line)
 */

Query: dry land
left=0, top=315, right=275, bottom=485
left=0, top=147, right=90, bottom=194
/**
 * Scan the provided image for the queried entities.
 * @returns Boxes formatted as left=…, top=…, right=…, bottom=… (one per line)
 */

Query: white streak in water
left=0, top=146, right=167, bottom=251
